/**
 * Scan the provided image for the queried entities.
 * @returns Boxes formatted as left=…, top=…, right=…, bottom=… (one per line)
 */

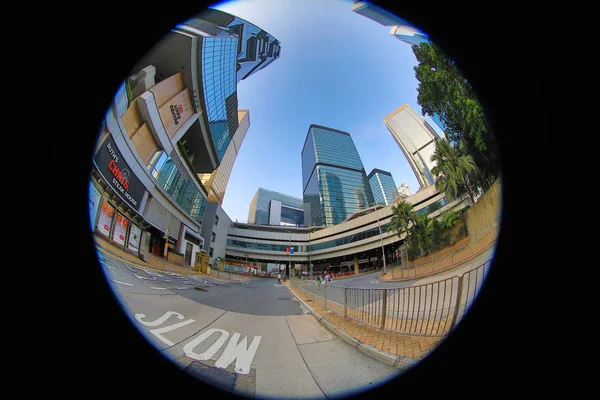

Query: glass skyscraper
left=368, top=169, right=398, bottom=206
left=301, top=125, right=374, bottom=227
left=248, top=188, right=304, bottom=226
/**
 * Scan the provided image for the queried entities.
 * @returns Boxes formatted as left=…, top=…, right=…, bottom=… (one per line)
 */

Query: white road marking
left=150, top=287, right=167, bottom=290
left=143, top=269, right=164, bottom=277
left=133, top=273, right=157, bottom=281
left=215, top=332, right=262, bottom=375
left=184, top=329, right=230, bottom=361
left=135, top=311, right=184, bottom=327
left=175, top=287, right=189, bottom=290
left=149, top=319, right=196, bottom=346
left=110, top=279, right=133, bottom=286
left=162, top=280, right=172, bottom=282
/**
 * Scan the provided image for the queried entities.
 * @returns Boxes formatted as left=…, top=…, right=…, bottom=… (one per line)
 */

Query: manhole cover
left=185, top=362, right=236, bottom=392
left=278, top=297, right=291, bottom=300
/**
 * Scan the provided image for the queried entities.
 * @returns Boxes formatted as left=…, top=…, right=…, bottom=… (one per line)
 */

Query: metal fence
left=291, top=258, right=493, bottom=337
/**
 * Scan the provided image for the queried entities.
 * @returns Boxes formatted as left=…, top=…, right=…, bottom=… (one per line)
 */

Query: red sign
left=286, top=247, right=290, bottom=254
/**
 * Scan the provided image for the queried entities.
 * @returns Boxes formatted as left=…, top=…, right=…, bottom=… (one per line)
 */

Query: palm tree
left=387, top=200, right=415, bottom=246
left=430, top=138, right=480, bottom=204
left=410, top=213, right=434, bottom=257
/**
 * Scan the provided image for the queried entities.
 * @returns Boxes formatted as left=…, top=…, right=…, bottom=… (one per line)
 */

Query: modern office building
left=90, top=9, right=279, bottom=268
left=352, top=1, right=430, bottom=46
left=368, top=169, right=398, bottom=206
left=199, top=110, right=250, bottom=205
left=248, top=188, right=304, bottom=226
left=301, top=124, right=374, bottom=227
left=227, top=184, right=470, bottom=278
left=384, top=104, right=441, bottom=189
left=200, top=202, right=233, bottom=265
left=130, top=8, right=280, bottom=175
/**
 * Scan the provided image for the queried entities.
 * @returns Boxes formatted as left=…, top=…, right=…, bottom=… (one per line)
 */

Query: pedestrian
left=277, top=272, right=281, bottom=284
left=325, top=273, right=330, bottom=287
left=316, top=274, right=322, bottom=288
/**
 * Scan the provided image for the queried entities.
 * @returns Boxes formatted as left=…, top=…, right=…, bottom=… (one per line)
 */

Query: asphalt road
left=95, top=249, right=404, bottom=398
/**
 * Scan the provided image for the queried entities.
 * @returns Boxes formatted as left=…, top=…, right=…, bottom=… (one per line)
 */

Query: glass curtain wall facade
left=302, top=125, right=374, bottom=227
left=149, top=152, right=207, bottom=222
left=199, top=110, right=250, bottom=204
left=193, top=8, right=281, bottom=84
left=248, top=188, right=304, bottom=225
left=368, top=169, right=398, bottom=206
left=201, top=36, right=239, bottom=163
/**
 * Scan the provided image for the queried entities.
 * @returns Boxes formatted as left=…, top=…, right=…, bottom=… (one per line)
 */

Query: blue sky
left=211, top=0, right=444, bottom=223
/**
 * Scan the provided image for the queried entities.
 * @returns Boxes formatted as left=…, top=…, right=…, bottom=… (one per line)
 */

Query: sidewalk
left=93, top=235, right=252, bottom=282
left=283, top=280, right=443, bottom=368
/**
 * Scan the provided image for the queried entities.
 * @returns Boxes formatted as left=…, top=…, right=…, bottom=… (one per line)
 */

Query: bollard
left=344, top=287, right=348, bottom=318
left=381, top=289, right=387, bottom=329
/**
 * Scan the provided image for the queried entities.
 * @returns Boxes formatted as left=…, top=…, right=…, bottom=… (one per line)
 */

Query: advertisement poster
left=128, top=223, right=141, bottom=252
left=89, top=182, right=102, bottom=230
left=158, top=88, right=193, bottom=138
left=112, top=213, right=129, bottom=247
left=93, top=135, right=145, bottom=211
left=97, top=200, right=115, bottom=237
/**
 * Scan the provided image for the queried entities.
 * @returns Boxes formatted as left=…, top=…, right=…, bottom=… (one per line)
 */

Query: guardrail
left=291, top=258, right=493, bottom=337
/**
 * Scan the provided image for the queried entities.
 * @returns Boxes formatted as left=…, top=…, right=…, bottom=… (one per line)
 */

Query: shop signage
left=93, top=135, right=145, bottom=211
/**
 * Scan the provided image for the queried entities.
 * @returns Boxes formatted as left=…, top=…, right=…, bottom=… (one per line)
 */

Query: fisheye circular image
left=87, top=0, right=502, bottom=398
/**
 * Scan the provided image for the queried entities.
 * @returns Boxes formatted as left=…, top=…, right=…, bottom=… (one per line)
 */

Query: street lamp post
left=371, top=204, right=387, bottom=275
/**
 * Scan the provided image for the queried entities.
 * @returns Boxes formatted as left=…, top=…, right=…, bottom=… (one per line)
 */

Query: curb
left=95, top=245, right=252, bottom=283
left=283, top=284, right=418, bottom=370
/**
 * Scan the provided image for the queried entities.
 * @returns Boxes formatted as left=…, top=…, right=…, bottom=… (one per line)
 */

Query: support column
left=139, top=229, right=151, bottom=262
left=354, top=254, right=359, bottom=275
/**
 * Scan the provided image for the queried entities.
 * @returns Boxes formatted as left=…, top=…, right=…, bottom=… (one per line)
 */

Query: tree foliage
left=430, top=138, right=479, bottom=204
left=388, top=200, right=466, bottom=260
left=412, top=42, right=500, bottom=190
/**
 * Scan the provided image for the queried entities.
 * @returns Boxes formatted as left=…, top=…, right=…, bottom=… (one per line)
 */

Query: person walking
left=277, top=272, right=281, bottom=284
left=324, top=272, right=330, bottom=287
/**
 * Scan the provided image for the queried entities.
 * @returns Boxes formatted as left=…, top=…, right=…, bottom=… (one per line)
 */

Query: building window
left=209, top=247, right=214, bottom=257
left=215, top=215, right=219, bottom=226
left=211, top=232, right=216, bottom=242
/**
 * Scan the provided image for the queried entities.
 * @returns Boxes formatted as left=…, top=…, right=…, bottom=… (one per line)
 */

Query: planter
left=167, top=252, right=185, bottom=266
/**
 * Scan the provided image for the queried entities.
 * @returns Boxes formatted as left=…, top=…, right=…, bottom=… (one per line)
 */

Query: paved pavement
left=284, top=281, right=443, bottom=364
left=93, top=234, right=492, bottom=372
left=93, top=237, right=403, bottom=398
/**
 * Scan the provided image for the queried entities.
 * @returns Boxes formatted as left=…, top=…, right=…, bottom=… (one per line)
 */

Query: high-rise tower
left=301, top=125, right=374, bottom=226
left=384, top=104, right=441, bottom=189
left=367, top=169, right=398, bottom=206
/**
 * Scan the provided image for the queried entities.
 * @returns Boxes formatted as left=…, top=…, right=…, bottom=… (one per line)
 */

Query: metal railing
left=291, top=258, right=493, bottom=337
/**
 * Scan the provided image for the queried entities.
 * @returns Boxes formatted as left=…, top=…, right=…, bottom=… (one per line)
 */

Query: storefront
left=90, top=133, right=148, bottom=257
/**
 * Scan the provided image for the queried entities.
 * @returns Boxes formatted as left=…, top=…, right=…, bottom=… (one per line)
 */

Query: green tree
left=430, top=138, right=479, bottom=204
left=387, top=200, right=415, bottom=246
left=409, top=213, right=434, bottom=257
left=412, top=42, right=500, bottom=191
